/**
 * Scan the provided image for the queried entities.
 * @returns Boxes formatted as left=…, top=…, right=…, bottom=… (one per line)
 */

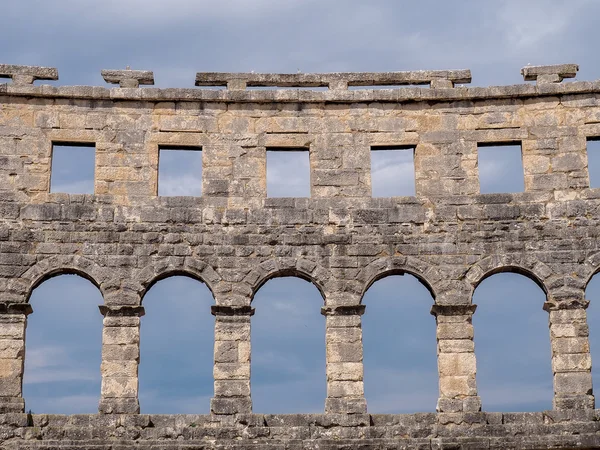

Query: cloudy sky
left=5, top=0, right=600, bottom=415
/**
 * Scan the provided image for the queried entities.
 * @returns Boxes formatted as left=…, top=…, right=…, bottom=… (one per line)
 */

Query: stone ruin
left=0, top=62, right=598, bottom=448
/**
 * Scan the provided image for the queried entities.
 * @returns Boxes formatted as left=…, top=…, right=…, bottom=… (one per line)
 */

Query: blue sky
left=5, top=0, right=600, bottom=414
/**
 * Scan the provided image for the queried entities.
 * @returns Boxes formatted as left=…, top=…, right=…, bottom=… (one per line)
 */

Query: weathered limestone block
left=431, top=305, right=481, bottom=413
left=210, top=305, right=253, bottom=415
left=101, top=69, right=154, bottom=88
left=0, top=303, right=31, bottom=413
left=521, top=64, right=579, bottom=84
left=98, top=305, right=144, bottom=414
left=0, top=64, right=58, bottom=85
left=322, top=305, right=367, bottom=414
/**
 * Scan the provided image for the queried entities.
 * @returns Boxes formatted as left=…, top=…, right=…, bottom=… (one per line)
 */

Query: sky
left=5, top=0, right=600, bottom=414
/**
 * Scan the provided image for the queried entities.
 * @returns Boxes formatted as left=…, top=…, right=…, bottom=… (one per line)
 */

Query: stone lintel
left=101, top=69, right=154, bottom=88
left=321, top=305, right=366, bottom=316
left=211, top=305, right=255, bottom=317
left=0, top=64, right=58, bottom=85
left=521, top=64, right=579, bottom=84
left=0, top=303, right=32, bottom=316
left=543, top=298, right=589, bottom=312
left=195, top=70, right=472, bottom=89
left=430, top=304, right=477, bottom=317
left=98, top=305, right=145, bottom=317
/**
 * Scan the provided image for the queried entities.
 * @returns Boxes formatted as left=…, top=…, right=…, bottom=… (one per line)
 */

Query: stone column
left=210, top=305, right=253, bottom=415
left=544, top=299, right=594, bottom=410
left=322, top=305, right=367, bottom=414
left=431, top=304, right=481, bottom=412
left=98, top=305, right=144, bottom=414
left=0, top=303, right=31, bottom=413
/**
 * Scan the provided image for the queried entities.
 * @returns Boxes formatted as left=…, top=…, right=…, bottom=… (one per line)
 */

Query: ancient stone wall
left=0, top=63, right=600, bottom=448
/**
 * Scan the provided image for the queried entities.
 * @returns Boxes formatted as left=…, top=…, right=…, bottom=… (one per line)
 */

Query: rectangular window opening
left=266, top=148, right=310, bottom=198
left=371, top=146, right=416, bottom=197
left=587, top=138, right=600, bottom=188
left=478, top=142, right=524, bottom=194
left=50, top=143, right=96, bottom=194
left=158, top=146, right=202, bottom=196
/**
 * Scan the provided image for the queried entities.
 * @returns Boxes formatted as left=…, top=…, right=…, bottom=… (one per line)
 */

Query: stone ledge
left=2, top=78, right=600, bottom=103
left=195, top=70, right=472, bottom=90
left=2, top=411, right=600, bottom=449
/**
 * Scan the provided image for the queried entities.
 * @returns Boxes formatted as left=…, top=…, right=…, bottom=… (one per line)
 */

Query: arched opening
left=252, top=276, right=325, bottom=413
left=362, top=273, right=437, bottom=413
left=24, top=273, right=103, bottom=413
left=473, top=271, right=551, bottom=411
left=139, top=274, right=214, bottom=413
left=585, top=273, right=600, bottom=391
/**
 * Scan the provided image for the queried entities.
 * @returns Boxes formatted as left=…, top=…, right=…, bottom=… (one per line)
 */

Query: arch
left=136, top=257, right=221, bottom=301
left=357, top=256, right=438, bottom=302
left=246, top=258, right=328, bottom=302
left=465, top=254, right=552, bottom=296
left=583, top=251, right=600, bottom=290
left=251, top=274, right=326, bottom=413
left=362, top=272, right=438, bottom=413
left=17, top=255, right=108, bottom=302
left=25, top=272, right=104, bottom=413
left=473, top=271, right=552, bottom=411
left=139, top=274, right=215, bottom=413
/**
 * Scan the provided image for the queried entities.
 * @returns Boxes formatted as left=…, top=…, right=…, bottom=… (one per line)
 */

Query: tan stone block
left=438, top=339, right=474, bottom=353
left=102, top=344, right=140, bottom=361
left=101, top=360, right=138, bottom=378
left=103, top=327, right=140, bottom=345
left=551, top=337, right=589, bottom=355
left=552, top=353, right=592, bottom=372
left=0, top=359, right=22, bottom=378
left=103, top=316, right=139, bottom=327
left=437, top=323, right=473, bottom=340
left=327, top=380, right=364, bottom=398
left=326, top=315, right=361, bottom=328
left=522, top=155, right=550, bottom=175
left=0, top=339, right=24, bottom=359
left=326, top=342, right=362, bottom=363
left=550, top=309, right=587, bottom=324
left=101, top=376, right=137, bottom=398
left=238, top=341, right=251, bottom=363
left=554, top=372, right=592, bottom=395
left=214, top=321, right=250, bottom=341
left=326, top=327, right=362, bottom=344
left=326, top=362, right=363, bottom=381
left=213, top=362, right=250, bottom=380
left=214, top=380, right=250, bottom=397
left=439, top=375, right=477, bottom=397
left=438, top=353, right=476, bottom=377
left=550, top=324, right=584, bottom=338
left=0, top=323, right=25, bottom=340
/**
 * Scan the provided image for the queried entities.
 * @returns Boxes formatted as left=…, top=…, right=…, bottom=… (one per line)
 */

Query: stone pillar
left=210, top=305, right=253, bottom=415
left=98, top=305, right=144, bottom=414
left=0, top=303, right=31, bottom=413
left=322, top=305, right=367, bottom=414
left=544, top=299, right=594, bottom=410
left=431, top=304, right=481, bottom=412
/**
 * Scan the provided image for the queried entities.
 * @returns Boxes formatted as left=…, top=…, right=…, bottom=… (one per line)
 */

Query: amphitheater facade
left=0, top=63, right=599, bottom=448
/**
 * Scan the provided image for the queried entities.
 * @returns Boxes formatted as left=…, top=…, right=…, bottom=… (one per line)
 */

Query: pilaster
left=210, top=305, right=253, bottom=415
left=98, top=305, right=144, bottom=414
left=544, top=298, right=594, bottom=410
left=0, top=303, right=31, bottom=413
left=322, top=305, right=367, bottom=414
left=431, top=304, right=481, bottom=412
